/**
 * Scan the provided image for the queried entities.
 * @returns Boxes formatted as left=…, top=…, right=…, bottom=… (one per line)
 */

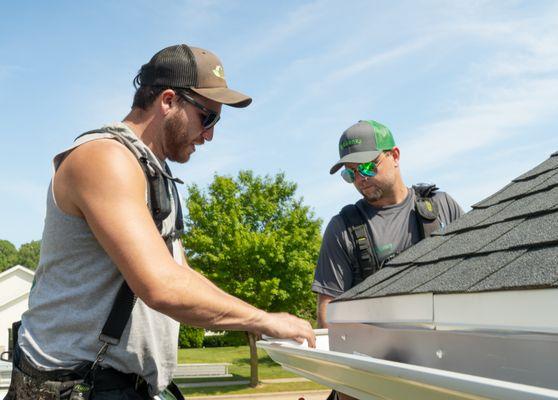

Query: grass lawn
left=177, top=345, right=299, bottom=380
left=182, top=381, right=327, bottom=397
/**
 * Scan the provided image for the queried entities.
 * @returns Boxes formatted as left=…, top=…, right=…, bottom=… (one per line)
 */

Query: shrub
left=178, top=325, right=204, bottom=348
left=203, top=331, right=248, bottom=347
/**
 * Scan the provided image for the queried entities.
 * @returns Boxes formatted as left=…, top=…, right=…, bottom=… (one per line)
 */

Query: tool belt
left=6, top=342, right=152, bottom=400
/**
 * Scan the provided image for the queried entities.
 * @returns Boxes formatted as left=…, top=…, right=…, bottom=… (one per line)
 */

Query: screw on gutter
left=436, top=349, right=444, bottom=359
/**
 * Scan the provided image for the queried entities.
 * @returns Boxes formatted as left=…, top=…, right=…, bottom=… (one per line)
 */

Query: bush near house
left=178, top=325, right=205, bottom=348
left=178, top=326, right=249, bottom=348
left=203, top=331, right=247, bottom=347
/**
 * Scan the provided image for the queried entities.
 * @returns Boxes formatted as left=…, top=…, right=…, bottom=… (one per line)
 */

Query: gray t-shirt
left=312, top=189, right=463, bottom=297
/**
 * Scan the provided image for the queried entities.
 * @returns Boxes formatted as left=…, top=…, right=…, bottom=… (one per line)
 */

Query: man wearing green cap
left=313, top=120, right=463, bottom=328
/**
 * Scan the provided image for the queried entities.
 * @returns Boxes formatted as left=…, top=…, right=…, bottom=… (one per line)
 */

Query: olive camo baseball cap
left=330, top=120, right=396, bottom=174
left=136, top=44, right=252, bottom=108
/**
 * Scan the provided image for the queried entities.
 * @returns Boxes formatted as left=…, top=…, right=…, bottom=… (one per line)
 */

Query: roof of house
left=335, top=151, right=558, bottom=302
left=0, top=265, right=35, bottom=308
left=0, top=265, right=35, bottom=281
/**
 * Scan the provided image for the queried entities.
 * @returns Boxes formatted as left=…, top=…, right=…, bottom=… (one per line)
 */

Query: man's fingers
left=262, top=313, right=316, bottom=347
left=292, top=336, right=304, bottom=344
left=307, top=333, right=316, bottom=348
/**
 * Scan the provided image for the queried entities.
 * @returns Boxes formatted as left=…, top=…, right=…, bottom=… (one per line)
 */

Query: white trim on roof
left=434, top=289, right=558, bottom=333
left=0, top=265, right=35, bottom=280
left=328, top=288, right=558, bottom=334
left=328, top=293, right=434, bottom=326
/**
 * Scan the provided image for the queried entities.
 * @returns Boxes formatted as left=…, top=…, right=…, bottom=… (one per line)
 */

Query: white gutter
left=258, top=333, right=558, bottom=400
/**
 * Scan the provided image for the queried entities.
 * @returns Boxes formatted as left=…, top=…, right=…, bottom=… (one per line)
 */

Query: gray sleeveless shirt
left=19, top=123, right=181, bottom=396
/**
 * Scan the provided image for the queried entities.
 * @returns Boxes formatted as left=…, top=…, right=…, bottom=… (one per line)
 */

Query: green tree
left=17, top=240, right=41, bottom=270
left=183, top=171, right=322, bottom=387
left=0, top=239, right=18, bottom=272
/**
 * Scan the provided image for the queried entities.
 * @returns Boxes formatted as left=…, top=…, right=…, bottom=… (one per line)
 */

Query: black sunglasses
left=176, top=91, right=220, bottom=131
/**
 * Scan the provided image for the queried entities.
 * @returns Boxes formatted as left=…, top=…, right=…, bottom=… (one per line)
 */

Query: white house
left=0, top=265, right=34, bottom=354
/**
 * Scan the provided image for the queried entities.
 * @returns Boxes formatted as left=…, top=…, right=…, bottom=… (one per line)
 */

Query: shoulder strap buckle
left=412, top=183, right=441, bottom=237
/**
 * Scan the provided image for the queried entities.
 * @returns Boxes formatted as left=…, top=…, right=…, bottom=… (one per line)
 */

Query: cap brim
left=190, top=87, right=252, bottom=108
left=329, top=151, right=382, bottom=174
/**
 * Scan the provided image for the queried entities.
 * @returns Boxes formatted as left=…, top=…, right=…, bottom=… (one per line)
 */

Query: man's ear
left=160, top=89, right=176, bottom=115
left=390, top=147, right=401, bottom=166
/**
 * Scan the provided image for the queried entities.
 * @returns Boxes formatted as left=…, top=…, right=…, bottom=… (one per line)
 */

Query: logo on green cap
left=340, top=138, right=362, bottom=150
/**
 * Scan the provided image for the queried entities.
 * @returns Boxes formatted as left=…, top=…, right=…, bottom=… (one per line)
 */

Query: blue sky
left=1, top=0, right=557, bottom=247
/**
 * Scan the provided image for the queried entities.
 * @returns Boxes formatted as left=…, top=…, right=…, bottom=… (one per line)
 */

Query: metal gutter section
left=258, top=338, right=558, bottom=400
left=328, top=293, right=433, bottom=326
left=330, top=323, right=558, bottom=390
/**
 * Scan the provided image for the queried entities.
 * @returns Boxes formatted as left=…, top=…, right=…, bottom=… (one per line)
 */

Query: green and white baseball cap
left=330, top=120, right=396, bottom=174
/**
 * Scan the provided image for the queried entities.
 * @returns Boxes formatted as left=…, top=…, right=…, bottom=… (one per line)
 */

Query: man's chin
left=168, top=151, right=192, bottom=164
left=361, top=187, right=382, bottom=203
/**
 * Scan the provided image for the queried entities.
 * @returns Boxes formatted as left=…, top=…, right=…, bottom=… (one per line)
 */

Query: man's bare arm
left=317, top=293, right=334, bottom=329
left=55, top=140, right=315, bottom=346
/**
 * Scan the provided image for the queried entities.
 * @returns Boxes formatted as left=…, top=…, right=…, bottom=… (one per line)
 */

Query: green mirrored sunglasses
left=341, top=157, right=382, bottom=183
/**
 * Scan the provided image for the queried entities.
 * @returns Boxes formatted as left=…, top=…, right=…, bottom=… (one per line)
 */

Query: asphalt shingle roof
left=335, top=151, right=558, bottom=302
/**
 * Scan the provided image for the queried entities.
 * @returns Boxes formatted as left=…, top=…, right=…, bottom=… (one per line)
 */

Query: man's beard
left=163, top=112, right=190, bottom=163
left=357, top=182, right=385, bottom=204
left=363, top=186, right=383, bottom=203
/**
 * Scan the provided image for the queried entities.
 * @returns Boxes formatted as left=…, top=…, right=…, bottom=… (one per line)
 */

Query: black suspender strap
left=99, top=283, right=137, bottom=345
left=86, top=282, right=137, bottom=383
left=340, top=204, right=380, bottom=286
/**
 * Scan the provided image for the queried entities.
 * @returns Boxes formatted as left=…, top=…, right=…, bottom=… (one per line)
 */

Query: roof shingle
left=335, top=151, right=558, bottom=302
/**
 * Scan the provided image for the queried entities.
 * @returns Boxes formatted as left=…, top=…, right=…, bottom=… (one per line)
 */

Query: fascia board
left=328, top=293, right=433, bottom=326
left=434, top=289, right=558, bottom=333
left=0, top=292, right=29, bottom=311
left=258, top=339, right=558, bottom=400
left=329, top=289, right=558, bottom=334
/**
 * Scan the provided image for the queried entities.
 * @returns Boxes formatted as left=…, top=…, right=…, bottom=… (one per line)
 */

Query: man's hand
left=259, top=312, right=316, bottom=348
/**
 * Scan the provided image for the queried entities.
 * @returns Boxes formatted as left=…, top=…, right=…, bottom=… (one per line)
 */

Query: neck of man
left=366, top=176, right=408, bottom=208
left=122, top=108, right=165, bottom=160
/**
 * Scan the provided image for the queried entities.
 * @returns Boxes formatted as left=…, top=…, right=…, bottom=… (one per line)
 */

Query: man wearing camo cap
left=7, top=44, right=315, bottom=400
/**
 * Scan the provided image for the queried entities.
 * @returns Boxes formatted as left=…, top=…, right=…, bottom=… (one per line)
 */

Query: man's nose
left=355, top=172, right=369, bottom=183
left=202, top=127, right=214, bottom=142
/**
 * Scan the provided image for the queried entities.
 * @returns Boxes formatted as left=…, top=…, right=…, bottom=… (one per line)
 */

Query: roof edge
left=0, top=265, right=35, bottom=280
left=328, top=288, right=558, bottom=334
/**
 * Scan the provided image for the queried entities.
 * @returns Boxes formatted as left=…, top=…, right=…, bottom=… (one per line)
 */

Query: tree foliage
left=183, top=171, right=322, bottom=386
left=183, top=171, right=322, bottom=320
left=17, top=240, right=41, bottom=270
left=0, top=239, right=18, bottom=272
